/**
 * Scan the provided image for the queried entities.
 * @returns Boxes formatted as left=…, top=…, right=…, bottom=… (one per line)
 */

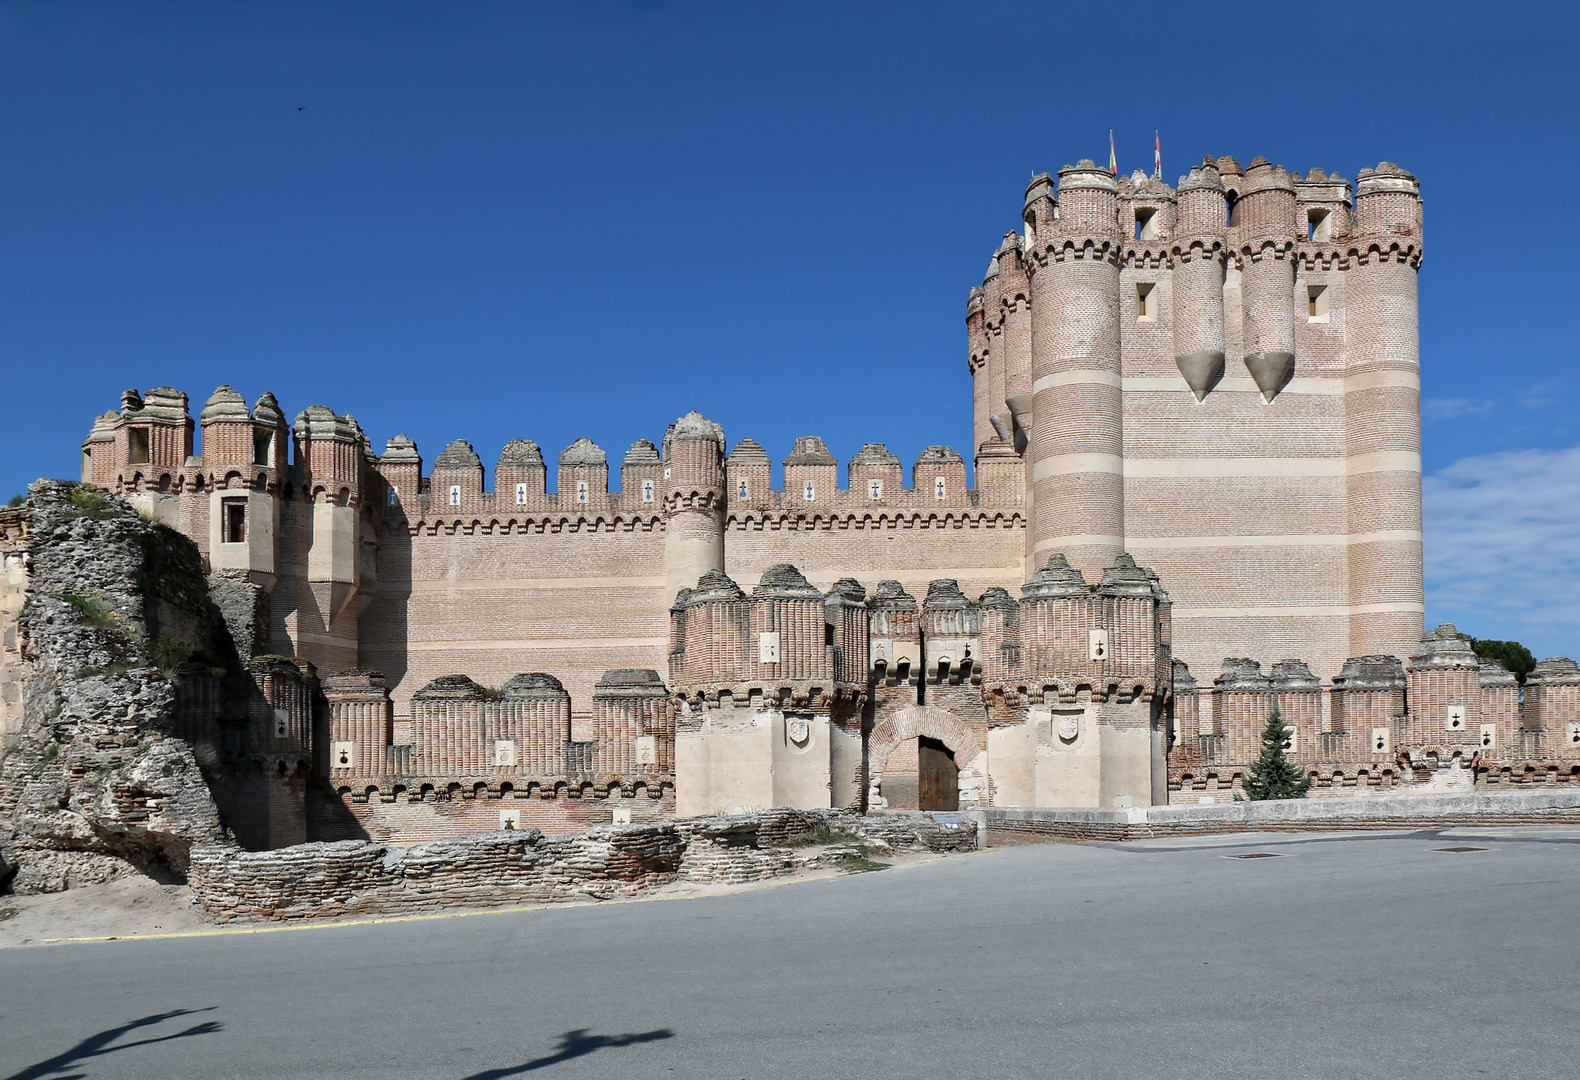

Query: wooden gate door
left=917, top=736, right=959, bottom=812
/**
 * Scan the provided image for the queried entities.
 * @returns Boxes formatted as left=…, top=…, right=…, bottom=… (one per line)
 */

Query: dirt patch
left=0, top=845, right=974, bottom=946
left=0, top=875, right=210, bottom=947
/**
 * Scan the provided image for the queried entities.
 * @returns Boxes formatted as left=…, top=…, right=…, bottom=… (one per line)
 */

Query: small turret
left=661, top=412, right=726, bottom=602
left=1404, top=625, right=1482, bottom=749
left=1330, top=655, right=1407, bottom=751
left=990, top=232, right=1032, bottom=455
left=1171, top=163, right=1229, bottom=403
left=114, top=386, right=194, bottom=483
left=1175, top=159, right=1227, bottom=235
left=292, top=405, right=363, bottom=499
left=967, top=285, right=992, bottom=451
left=870, top=579, right=920, bottom=685
left=591, top=669, right=672, bottom=786
left=1053, top=160, right=1120, bottom=236
left=1235, top=159, right=1299, bottom=236
left=80, top=412, right=118, bottom=484
left=1022, top=172, right=1056, bottom=243
left=203, top=385, right=283, bottom=588
left=292, top=404, right=365, bottom=667
left=1353, top=162, right=1421, bottom=238
left=921, top=579, right=979, bottom=687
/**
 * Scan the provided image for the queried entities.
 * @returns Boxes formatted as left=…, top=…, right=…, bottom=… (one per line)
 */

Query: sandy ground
left=0, top=844, right=957, bottom=947
left=0, top=874, right=213, bottom=946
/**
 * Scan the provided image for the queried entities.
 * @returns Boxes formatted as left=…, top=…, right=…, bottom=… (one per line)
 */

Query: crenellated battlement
left=79, top=388, right=1029, bottom=562
left=989, top=156, right=1419, bottom=298
left=1168, top=624, right=1580, bottom=801
left=322, top=667, right=676, bottom=805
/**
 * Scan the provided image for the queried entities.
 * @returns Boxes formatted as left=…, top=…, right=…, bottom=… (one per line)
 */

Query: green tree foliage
left=1240, top=706, right=1311, bottom=801
left=5, top=494, right=23, bottom=507
left=1467, top=638, right=1536, bottom=684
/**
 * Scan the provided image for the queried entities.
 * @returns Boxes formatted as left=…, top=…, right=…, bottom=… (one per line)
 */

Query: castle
left=10, top=151, right=1577, bottom=849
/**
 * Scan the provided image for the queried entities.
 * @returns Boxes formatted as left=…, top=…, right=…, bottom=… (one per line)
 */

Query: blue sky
left=2, top=1, right=1577, bottom=653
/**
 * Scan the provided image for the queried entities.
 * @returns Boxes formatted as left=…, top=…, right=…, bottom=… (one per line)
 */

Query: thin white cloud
left=1422, top=397, right=1495, bottom=423
left=1518, top=378, right=1562, bottom=410
left=1424, top=445, right=1580, bottom=656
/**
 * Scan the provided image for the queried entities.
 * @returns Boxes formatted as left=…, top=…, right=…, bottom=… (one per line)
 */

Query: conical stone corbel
left=1244, top=351, right=1295, bottom=403
left=1174, top=351, right=1225, bottom=402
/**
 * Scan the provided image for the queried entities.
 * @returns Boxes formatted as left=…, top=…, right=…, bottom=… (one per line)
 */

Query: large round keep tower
left=1023, top=161, right=1126, bottom=579
left=1344, top=164, right=1424, bottom=657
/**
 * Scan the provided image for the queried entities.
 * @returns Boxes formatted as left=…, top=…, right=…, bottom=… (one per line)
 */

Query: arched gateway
left=869, top=705, right=986, bottom=812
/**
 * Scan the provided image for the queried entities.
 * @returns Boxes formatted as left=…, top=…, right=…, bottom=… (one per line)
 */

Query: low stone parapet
left=189, top=822, right=685, bottom=922
left=966, top=790, right=1580, bottom=845
left=188, top=809, right=980, bottom=922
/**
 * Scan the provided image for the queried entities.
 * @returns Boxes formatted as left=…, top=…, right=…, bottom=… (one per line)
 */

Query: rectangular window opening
left=1307, top=284, right=1330, bottom=323
left=223, top=499, right=247, bottom=544
left=1134, top=207, right=1159, bottom=242
left=253, top=432, right=272, bottom=467
left=1136, top=283, right=1157, bottom=321
left=1307, top=208, right=1332, bottom=243
left=128, top=428, right=150, bottom=465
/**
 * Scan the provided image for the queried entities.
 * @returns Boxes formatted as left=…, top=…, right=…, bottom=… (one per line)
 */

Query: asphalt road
left=3, top=827, right=1578, bottom=1080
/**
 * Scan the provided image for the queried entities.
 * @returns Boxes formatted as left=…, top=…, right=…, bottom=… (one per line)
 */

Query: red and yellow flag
left=1109, top=130, right=1117, bottom=176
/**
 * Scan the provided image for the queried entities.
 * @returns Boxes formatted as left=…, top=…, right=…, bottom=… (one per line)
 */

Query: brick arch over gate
left=869, top=705, right=985, bottom=777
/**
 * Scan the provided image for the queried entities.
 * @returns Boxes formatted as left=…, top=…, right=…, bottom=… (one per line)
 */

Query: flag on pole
left=1154, top=131, right=1161, bottom=178
left=1109, top=130, right=1117, bottom=176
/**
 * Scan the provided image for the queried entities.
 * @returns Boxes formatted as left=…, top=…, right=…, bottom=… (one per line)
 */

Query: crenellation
left=1118, top=169, right=1177, bottom=248
left=621, top=439, right=662, bottom=505
left=430, top=438, right=485, bottom=513
left=556, top=436, right=609, bottom=505
left=782, top=435, right=838, bottom=505
left=494, top=437, right=545, bottom=504
left=849, top=442, right=903, bottom=500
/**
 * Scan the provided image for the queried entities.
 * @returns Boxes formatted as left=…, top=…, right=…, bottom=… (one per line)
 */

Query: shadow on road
left=461, top=1027, right=675, bottom=1078
left=3, top=1007, right=222, bottom=1080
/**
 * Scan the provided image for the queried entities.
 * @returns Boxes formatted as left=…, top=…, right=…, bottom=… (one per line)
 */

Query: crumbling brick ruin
left=6, top=149, right=1579, bottom=899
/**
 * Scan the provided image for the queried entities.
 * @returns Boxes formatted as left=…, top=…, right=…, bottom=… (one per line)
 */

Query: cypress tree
left=1240, top=705, right=1311, bottom=801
